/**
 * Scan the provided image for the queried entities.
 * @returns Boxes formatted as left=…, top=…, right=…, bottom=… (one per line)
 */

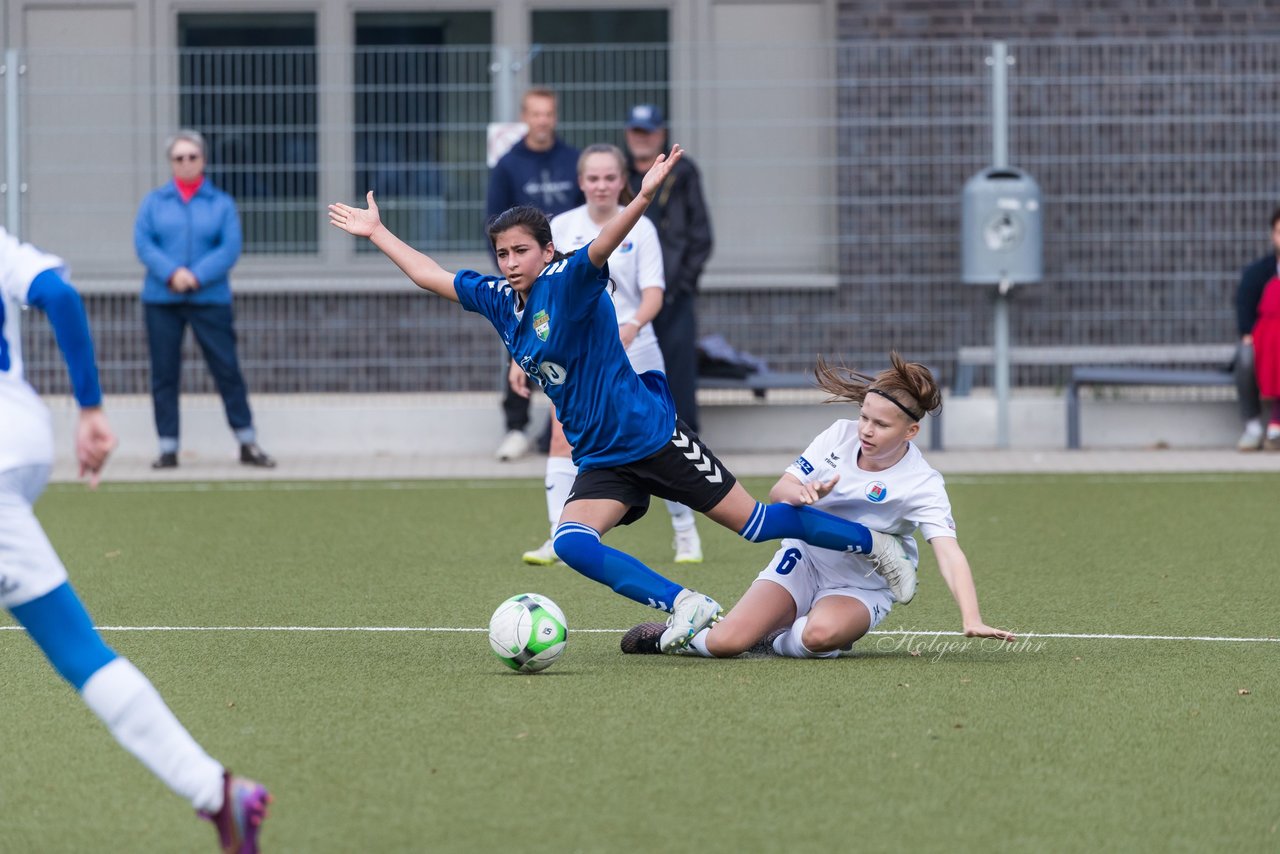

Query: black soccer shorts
left=567, top=419, right=738, bottom=526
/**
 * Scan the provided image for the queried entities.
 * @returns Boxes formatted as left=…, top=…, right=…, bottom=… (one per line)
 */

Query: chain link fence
left=6, top=38, right=1277, bottom=396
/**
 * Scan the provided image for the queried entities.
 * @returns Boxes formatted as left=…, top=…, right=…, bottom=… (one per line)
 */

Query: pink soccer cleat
left=200, top=771, right=271, bottom=854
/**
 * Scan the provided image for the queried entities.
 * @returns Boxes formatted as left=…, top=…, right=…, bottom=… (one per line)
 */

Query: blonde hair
left=813, top=351, right=941, bottom=422
left=577, top=143, right=635, bottom=205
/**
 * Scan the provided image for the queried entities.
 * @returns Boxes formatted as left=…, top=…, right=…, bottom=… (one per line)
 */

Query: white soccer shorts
left=756, top=541, right=894, bottom=630
left=0, top=464, right=68, bottom=609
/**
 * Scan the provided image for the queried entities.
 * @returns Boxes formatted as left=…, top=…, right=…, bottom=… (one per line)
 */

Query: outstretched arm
left=588, top=145, right=685, bottom=269
left=329, top=191, right=459, bottom=302
left=930, top=537, right=1015, bottom=641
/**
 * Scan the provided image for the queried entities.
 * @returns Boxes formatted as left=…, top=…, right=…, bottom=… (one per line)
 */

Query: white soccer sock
left=664, top=500, right=696, bottom=531
left=545, top=456, right=579, bottom=533
left=771, top=617, right=839, bottom=659
left=686, top=628, right=715, bottom=657
left=80, top=658, right=225, bottom=812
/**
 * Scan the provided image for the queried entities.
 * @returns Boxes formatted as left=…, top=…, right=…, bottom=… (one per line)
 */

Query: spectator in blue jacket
left=134, top=130, right=274, bottom=469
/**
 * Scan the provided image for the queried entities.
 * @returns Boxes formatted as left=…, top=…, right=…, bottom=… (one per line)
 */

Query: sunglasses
left=171, top=153, right=202, bottom=162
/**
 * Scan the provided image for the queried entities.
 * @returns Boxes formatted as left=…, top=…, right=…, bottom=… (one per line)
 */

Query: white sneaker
left=867, top=530, right=917, bottom=604
left=659, top=589, right=722, bottom=652
left=521, top=539, right=560, bottom=566
left=1237, top=419, right=1264, bottom=452
left=673, top=526, right=703, bottom=563
left=495, top=430, right=531, bottom=462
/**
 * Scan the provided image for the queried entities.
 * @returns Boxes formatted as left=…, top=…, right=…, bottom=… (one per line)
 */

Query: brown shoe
left=1264, top=433, right=1280, bottom=452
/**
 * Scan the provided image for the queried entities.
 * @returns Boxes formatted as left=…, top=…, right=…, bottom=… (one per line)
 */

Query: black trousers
left=652, top=289, right=700, bottom=434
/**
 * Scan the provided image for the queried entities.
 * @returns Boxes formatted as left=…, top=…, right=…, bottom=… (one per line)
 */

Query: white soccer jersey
left=783, top=418, right=957, bottom=587
left=550, top=205, right=665, bottom=371
left=1, top=228, right=67, bottom=471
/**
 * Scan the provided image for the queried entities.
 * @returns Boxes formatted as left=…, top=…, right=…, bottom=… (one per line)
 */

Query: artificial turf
left=2, top=474, right=1277, bottom=852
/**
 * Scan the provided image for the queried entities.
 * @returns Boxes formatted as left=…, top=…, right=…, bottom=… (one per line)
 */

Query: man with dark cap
left=624, top=104, right=714, bottom=437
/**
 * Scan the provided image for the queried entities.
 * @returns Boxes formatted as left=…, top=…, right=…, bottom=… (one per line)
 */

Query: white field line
left=44, top=471, right=1279, bottom=495
left=1, top=626, right=1276, bottom=643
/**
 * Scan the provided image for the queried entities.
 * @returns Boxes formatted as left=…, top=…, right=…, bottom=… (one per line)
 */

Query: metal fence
left=6, top=38, right=1279, bottom=396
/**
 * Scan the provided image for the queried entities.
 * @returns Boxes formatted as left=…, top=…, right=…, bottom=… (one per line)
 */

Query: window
left=178, top=14, right=318, bottom=254
left=528, top=10, right=669, bottom=148
left=354, top=12, right=492, bottom=252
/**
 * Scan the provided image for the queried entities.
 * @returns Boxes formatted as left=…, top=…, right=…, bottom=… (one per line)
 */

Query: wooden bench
left=1065, top=365, right=1235, bottom=449
left=698, top=369, right=944, bottom=451
left=953, top=344, right=1236, bottom=396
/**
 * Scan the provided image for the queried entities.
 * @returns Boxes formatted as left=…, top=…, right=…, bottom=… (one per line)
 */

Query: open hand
left=328, top=191, right=383, bottom=237
left=638, top=144, right=684, bottom=202
left=789, top=475, right=839, bottom=506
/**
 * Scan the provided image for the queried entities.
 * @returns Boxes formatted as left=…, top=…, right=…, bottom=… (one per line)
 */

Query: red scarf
left=175, top=176, right=204, bottom=203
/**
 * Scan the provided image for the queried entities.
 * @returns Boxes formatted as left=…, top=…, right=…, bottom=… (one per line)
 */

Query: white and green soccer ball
left=487, top=593, right=568, bottom=673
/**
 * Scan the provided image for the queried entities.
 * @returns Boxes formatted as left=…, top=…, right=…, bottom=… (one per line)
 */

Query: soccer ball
left=487, top=593, right=568, bottom=673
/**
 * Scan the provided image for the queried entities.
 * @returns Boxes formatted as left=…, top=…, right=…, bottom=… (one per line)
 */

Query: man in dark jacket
left=624, top=104, right=714, bottom=433
left=486, top=88, right=583, bottom=460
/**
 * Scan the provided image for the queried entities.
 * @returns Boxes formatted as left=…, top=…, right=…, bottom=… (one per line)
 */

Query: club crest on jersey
left=865, top=481, right=888, bottom=502
left=618, top=239, right=634, bottom=254
left=533, top=309, right=551, bottom=341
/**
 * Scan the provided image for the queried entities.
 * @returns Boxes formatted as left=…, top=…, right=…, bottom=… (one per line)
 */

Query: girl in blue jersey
left=328, top=146, right=919, bottom=651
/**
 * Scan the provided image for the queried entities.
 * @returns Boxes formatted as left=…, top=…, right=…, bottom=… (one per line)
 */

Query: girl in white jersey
left=622, top=353, right=1015, bottom=658
left=0, top=227, right=269, bottom=849
left=513, top=144, right=703, bottom=567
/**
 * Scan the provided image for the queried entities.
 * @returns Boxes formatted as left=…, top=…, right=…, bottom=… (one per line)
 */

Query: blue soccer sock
left=737, top=502, right=873, bottom=554
left=553, top=523, right=684, bottom=611
left=10, top=582, right=117, bottom=690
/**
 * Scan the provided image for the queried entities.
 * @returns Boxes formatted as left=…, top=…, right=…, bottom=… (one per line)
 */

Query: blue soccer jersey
left=454, top=247, right=676, bottom=471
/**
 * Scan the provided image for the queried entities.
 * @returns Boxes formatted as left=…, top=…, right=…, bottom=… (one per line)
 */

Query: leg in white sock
left=771, top=616, right=840, bottom=659
left=664, top=500, right=696, bottom=531
left=544, top=455, right=578, bottom=534
left=80, top=657, right=225, bottom=812
left=666, top=500, right=703, bottom=562
left=685, top=628, right=715, bottom=657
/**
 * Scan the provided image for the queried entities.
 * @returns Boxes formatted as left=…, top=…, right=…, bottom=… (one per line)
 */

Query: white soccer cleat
left=659, top=589, right=722, bottom=652
left=521, top=539, right=560, bottom=566
left=495, top=429, right=531, bottom=462
left=867, top=530, right=917, bottom=604
left=1237, top=419, right=1264, bottom=452
left=673, top=526, right=703, bottom=564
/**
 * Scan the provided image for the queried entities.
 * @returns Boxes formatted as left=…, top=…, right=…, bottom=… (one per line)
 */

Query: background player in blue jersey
left=0, top=227, right=270, bottom=852
left=621, top=354, right=1015, bottom=658
left=328, top=146, right=919, bottom=652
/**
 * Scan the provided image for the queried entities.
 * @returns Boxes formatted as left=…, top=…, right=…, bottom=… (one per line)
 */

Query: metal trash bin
left=961, top=167, right=1042, bottom=284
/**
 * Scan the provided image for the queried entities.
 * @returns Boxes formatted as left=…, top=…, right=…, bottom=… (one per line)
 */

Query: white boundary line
left=41, top=471, right=1279, bottom=495
left=1, top=626, right=1276, bottom=643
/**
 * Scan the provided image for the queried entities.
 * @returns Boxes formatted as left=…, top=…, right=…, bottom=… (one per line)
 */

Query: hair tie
left=866, top=387, right=920, bottom=422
